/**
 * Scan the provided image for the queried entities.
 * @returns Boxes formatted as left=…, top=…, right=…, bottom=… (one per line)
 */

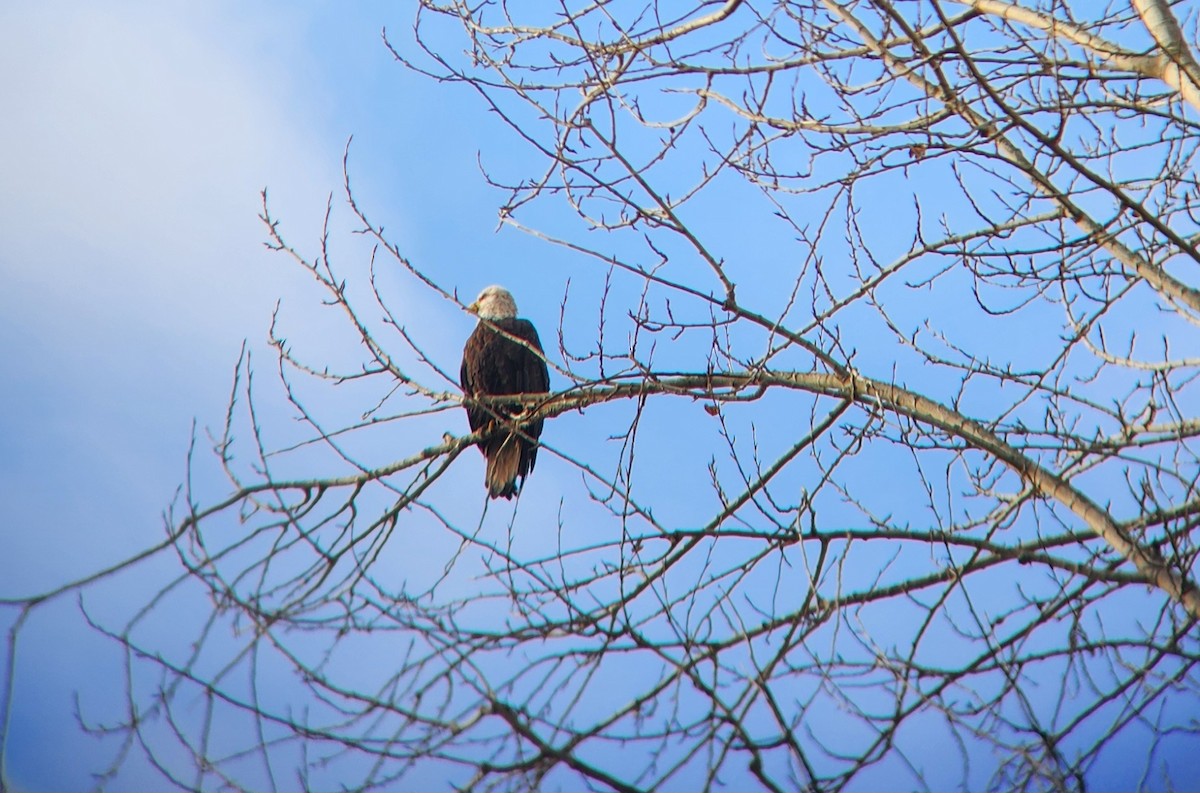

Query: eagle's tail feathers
left=486, top=435, right=522, bottom=499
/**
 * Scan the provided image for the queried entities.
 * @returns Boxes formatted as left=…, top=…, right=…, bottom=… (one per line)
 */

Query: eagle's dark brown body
left=460, top=317, right=550, bottom=499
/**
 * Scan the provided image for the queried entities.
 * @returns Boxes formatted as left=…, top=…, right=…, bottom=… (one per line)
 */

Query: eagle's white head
left=469, top=285, right=519, bottom=320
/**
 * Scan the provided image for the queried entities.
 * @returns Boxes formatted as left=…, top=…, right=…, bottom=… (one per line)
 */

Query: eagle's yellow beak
left=467, top=301, right=479, bottom=315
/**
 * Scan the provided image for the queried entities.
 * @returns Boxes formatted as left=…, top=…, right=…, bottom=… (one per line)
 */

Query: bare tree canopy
left=5, top=1, right=1200, bottom=790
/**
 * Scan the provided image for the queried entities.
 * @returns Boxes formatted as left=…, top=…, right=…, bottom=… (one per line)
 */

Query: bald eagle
left=460, top=285, right=551, bottom=499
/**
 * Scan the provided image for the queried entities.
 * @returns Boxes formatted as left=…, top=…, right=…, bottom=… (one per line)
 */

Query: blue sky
left=2, top=3, right=622, bottom=789
left=0, top=3, right=532, bottom=789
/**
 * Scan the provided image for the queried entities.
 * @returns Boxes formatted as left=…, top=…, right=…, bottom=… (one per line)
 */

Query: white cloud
left=0, top=8, right=361, bottom=786
left=0, top=2, right=339, bottom=351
